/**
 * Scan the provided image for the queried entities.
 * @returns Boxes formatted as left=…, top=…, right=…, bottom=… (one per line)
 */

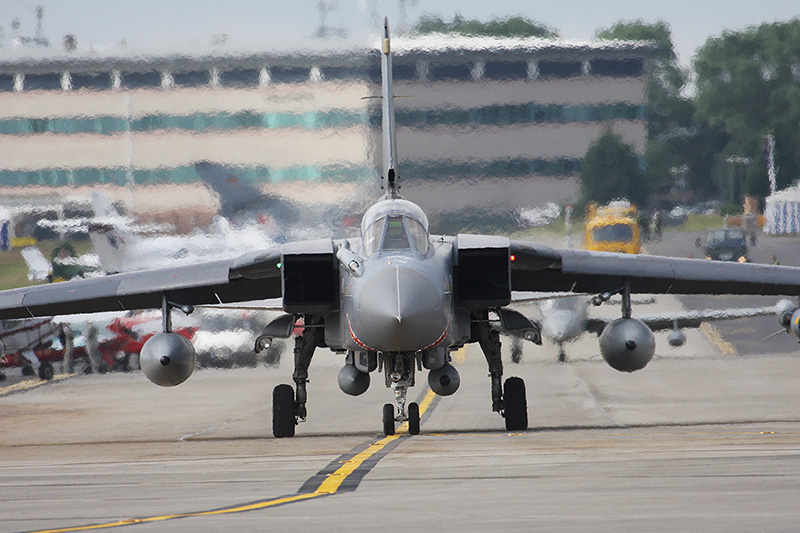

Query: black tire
left=38, top=361, right=54, bottom=381
left=272, top=384, right=296, bottom=438
left=0, top=373, right=6, bottom=382
left=21, top=365, right=34, bottom=376
left=408, top=402, right=420, bottom=435
left=504, top=377, right=528, bottom=431
left=383, top=403, right=395, bottom=436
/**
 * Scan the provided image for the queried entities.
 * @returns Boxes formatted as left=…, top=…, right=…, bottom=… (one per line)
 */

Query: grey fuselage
left=323, top=199, right=471, bottom=355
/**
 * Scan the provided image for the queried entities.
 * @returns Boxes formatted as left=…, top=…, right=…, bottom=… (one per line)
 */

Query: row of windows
left=0, top=58, right=643, bottom=92
left=389, top=103, right=645, bottom=129
left=0, top=157, right=588, bottom=188
left=402, top=157, right=583, bottom=180
left=0, top=164, right=373, bottom=188
left=0, top=103, right=645, bottom=136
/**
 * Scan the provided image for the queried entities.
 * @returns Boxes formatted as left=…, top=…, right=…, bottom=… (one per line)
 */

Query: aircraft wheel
left=272, top=384, right=296, bottom=438
left=503, top=377, right=528, bottom=431
left=382, top=403, right=395, bottom=436
left=557, top=350, right=567, bottom=364
left=0, top=372, right=6, bottom=382
left=38, top=361, right=54, bottom=381
left=408, top=402, right=420, bottom=435
left=21, top=365, right=34, bottom=376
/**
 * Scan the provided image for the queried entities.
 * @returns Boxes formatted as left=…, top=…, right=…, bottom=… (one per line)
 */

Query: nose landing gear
left=381, top=353, right=421, bottom=436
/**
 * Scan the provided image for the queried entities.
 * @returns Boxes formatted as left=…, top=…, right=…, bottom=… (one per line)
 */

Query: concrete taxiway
left=3, top=328, right=800, bottom=532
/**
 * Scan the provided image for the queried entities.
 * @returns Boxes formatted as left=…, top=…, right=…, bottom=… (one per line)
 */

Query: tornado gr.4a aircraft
left=3, top=20, right=800, bottom=438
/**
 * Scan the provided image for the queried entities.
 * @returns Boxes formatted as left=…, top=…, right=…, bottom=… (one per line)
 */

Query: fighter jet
left=4, top=20, right=800, bottom=438
left=508, top=293, right=784, bottom=363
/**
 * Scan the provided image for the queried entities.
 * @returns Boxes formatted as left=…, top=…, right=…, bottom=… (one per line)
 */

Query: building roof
left=0, top=34, right=660, bottom=73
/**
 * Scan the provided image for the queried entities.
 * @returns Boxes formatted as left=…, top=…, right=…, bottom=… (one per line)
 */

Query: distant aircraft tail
left=87, top=192, right=130, bottom=274
left=20, top=246, right=51, bottom=281
left=381, top=17, right=400, bottom=199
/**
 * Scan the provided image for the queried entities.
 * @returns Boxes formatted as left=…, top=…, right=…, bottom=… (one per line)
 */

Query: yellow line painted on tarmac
left=28, top=387, right=440, bottom=533
left=700, top=322, right=737, bottom=355
left=314, top=435, right=400, bottom=493
left=30, top=493, right=326, bottom=533
left=0, top=374, right=70, bottom=397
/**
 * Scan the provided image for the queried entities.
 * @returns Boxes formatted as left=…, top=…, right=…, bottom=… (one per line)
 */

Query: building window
left=172, top=70, right=210, bottom=87
left=323, top=66, right=368, bottom=81
left=430, top=63, right=472, bottom=81
left=23, top=73, right=63, bottom=91
left=484, top=61, right=528, bottom=81
left=219, top=67, right=260, bottom=87
left=120, top=70, right=162, bottom=89
left=538, top=61, right=582, bottom=79
left=0, top=74, right=14, bottom=92
left=393, top=63, right=417, bottom=80
left=70, top=72, right=112, bottom=91
left=269, top=66, right=310, bottom=84
left=589, top=59, right=644, bottom=78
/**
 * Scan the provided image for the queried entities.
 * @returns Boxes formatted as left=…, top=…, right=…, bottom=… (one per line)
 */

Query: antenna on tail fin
left=381, top=17, right=400, bottom=199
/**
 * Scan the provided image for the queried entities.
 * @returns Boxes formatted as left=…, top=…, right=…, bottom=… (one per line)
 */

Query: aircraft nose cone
left=353, top=265, right=447, bottom=352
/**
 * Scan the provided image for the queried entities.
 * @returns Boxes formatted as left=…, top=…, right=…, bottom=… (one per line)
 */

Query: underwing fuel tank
left=338, top=363, right=370, bottom=396
left=351, top=262, right=448, bottom=352
left=599, top=318, right=655, bottom=372
left=428, top=363, right=460, bottom=396
left=140, top=332, right=196, bottom=386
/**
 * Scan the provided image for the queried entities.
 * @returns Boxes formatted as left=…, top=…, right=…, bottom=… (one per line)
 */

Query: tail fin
left=88, top=192, right=129, bottom=273
left=381, top=17, right=400, bottom=199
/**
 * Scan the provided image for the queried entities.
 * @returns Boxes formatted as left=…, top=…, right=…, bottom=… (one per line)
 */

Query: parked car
left=696, top=229, right=748, bottom=262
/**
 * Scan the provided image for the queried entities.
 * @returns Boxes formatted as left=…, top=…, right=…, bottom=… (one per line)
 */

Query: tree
left=579, top=129, right=647, bottom=208
left=413, top=14, right=558, bottom=39
left=694, top=20, right=800, bottom=199
left=595, top=20, right=710, bottom=199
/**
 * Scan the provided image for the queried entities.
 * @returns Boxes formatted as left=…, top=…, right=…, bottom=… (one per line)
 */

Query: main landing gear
left=271, top=316, right=324, bottom=438
left=473, top=311, right=528, bottom=431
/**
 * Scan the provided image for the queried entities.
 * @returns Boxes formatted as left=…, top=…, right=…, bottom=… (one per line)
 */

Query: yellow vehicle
left=584, top=201, right=641, bottom=254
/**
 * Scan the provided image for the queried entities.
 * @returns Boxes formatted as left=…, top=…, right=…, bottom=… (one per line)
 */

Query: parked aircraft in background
left=0, top=317, right=68, bottom=380
left=4, top=20, right=800, bottom=440
left=507, top=293, right=786, bottom=363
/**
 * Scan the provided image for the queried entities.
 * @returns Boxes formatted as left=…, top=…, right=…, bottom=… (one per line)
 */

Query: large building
left=0, top=35, right=655, bottom=233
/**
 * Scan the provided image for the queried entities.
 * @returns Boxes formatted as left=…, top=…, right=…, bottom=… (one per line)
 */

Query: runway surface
left=3, top=331, right=800, bottom=532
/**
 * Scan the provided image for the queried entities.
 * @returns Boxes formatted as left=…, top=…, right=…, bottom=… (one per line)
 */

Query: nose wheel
left=383, top=401, right=420, bottom=436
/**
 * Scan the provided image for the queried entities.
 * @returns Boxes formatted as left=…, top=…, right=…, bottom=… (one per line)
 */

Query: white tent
left=765, top=183, right=800, bottom=234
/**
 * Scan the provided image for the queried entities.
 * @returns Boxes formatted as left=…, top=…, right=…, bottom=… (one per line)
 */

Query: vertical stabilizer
left=381, top=17, right=400, bottom=199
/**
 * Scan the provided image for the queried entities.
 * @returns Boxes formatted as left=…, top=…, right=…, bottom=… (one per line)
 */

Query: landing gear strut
left=473, top=311, right=528, bottom=431
left=272, top=316, right=324, bottom=438
left=557, top=344, right=567, bottom=364
left=380, top=352, right=420, bottom=436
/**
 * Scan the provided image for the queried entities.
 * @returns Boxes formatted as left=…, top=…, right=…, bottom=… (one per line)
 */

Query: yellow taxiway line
left=28, top=387, right=439, bottom=533
left=0, top=373, right=70, bottom=397
left=699, top=322, right=737, bottom=355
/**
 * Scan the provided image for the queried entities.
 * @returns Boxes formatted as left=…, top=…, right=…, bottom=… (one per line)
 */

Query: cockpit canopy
left=361, top=199, right=430, bottom=256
